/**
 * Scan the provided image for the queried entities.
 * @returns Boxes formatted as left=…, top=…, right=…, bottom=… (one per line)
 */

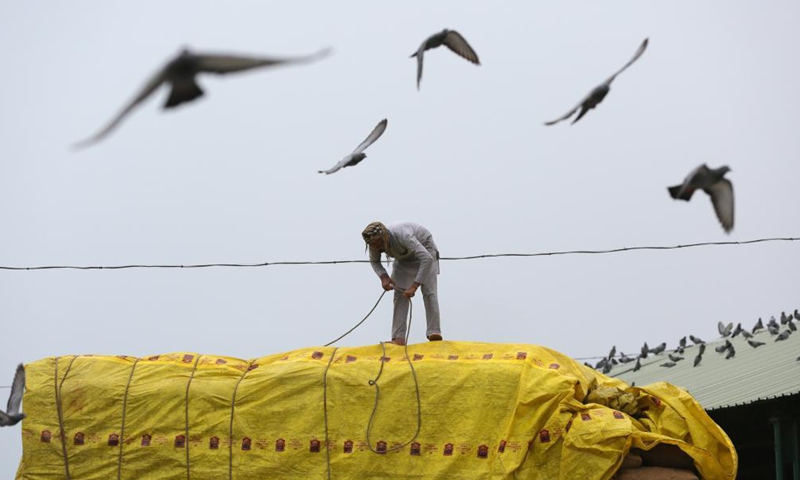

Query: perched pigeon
left=675, top=346, right=685, bottom=355
left=318, top=119, right=388, bottom=175
left=545, top=38, right=648, bottom=126
left=747, top=340, right=765, bottom=348
left=768, top=325, right=780, bottom=336
left=668, top=164, right=734, bottom=233
left=794, top=309, right=800, bottom=321
left=602, top=362, right=613, bottom=374
left=678, top=336, right=687, bottom=348
left=717, top=321, right=733, bottom=337
left=639, top=342, right=649, bottom=359
left=650, top=342, right=667, bottom=355
left=731, top=323, right=743, bottom=338
left=608, top=346, right=617, bottom=359
left=752, top=318, right=764, bottom=333
left=741, top=329, right=753, bottom=339
left=73, top=47, right=332, bottom=148
left=0, top=364, right=25, bottom=427
left=595, top=358, right=608, bottom=370
left=698, top=343, right=706, bottom=356
left=660, top=361, right=676, bottom=368
left=715, top=343, right=728, bottom=354
left=781, top=311, right=791, bottom=325
left=775, top=330, right=792, bottom=342
left=693, top=354, right=703, bottom=368
left=689, top=335, right=705, bottom=345
left=789, top=322, right=797, bottom=332
left=633, top=358, right=641, bottom=372
left=768, top=317, right=779, bottom=329
left=725, top=345, right=736, bottom=360
left=583, top=362, right=593, bottom=369
left=411, top=29, right=480, bottom=90
left=668, top=353, right=684, bottom=362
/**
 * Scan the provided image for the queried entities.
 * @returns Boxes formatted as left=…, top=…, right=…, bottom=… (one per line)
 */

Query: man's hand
left=380, top=274, right=395, bottom=292
left=403, top=282, right=421, bottom=298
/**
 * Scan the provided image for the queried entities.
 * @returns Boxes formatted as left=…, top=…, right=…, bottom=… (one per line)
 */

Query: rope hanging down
left=1, top=237, right=796, bottom=271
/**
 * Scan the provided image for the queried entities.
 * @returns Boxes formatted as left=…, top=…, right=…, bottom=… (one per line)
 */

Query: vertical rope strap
left=324, top=290, right=387, bottom=346
left=184, top=355, right=202, bottom=480
left=365, top=298, right=422, bottom=454
left=117, top=358, right=140, bottom=480
left=54, top=355, right=79, bottom=480
left=228, top=360, right=254, bottom=480
left=322, top=347, right=339, bottom=480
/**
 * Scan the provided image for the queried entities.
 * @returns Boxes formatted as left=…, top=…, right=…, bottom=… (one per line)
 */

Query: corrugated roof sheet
left=609, top=328, right=800, bottom=410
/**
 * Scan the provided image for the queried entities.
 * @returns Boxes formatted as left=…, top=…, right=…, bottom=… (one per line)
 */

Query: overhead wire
left=0, top=236, right=796, bottom=271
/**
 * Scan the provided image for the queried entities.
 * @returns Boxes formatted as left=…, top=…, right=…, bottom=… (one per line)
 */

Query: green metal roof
left=609, top=329, right=800, bottom=411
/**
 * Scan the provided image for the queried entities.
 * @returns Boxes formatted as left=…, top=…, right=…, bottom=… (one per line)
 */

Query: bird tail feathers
left=165, top=81, right=204, bottom=109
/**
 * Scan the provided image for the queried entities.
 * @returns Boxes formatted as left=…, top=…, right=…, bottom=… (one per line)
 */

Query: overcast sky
left=1, top=1, right=799, bottom=474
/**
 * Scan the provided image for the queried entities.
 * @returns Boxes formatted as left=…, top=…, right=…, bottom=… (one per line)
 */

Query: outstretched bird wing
left=544, top=100, right=582, bottom=126
left=72, top=67, right=168, bottom=149
left=7, top=364, right=25, bottom=416
left=196, top=48, right=332, bottom=75
left=603, top=38, right=649, bottom=85
left=442, top=31, right=480, bottom=65
left=352, top=119, right=388, bottom=154
left=706, top=178, right=734, bottom=233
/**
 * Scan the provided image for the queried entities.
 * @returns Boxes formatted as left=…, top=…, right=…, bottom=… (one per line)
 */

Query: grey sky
left=1, top=1, right=798, bottom=475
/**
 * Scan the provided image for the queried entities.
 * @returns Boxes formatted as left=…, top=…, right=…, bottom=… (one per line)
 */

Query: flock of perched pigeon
left=590, top=309, right=800, bottom=374
left=68, top=30, right=735, bottom=232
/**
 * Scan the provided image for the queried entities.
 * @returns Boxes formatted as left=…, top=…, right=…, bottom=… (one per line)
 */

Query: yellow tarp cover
left=15, top=342, right=736, bottom=479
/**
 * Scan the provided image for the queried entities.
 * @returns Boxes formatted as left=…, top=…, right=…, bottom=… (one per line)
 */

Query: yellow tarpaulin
left=15, top=342, right=737, bottom=479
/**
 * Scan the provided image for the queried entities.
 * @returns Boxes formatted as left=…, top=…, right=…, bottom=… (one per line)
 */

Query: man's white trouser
left=391, top=259, right=440, bottom=340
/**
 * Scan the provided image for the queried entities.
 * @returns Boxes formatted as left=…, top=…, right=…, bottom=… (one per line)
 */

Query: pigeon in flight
left=752, top=318, right=764, bottom=333
left=544, top=38, right=648, bottom=126
left=73, top=47, right=332, bottom=149
left=747, top=339, right=765, bottom=348
left=717, top=321, right=733, bottom=337
left=668, top=164, right=734, bottom=233
left=0, top=364, right=25, bottom=427
left=411, top=29, right=480, bottom=90
left=318, top=119, right=388, bottom=175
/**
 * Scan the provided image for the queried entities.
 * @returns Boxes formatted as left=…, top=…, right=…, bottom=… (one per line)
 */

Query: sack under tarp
left=14, top=342, right=737, bottom=479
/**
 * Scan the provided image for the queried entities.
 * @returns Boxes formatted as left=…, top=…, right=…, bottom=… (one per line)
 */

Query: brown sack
left=620, top=453, right=643, bottom=470
left=616, top=466, right=699, bottom=480
left=635, top=444, right=696, bottom=469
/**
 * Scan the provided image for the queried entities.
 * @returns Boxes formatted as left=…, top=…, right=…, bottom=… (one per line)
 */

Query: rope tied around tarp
left=229, top=359, right=255, bottom=480
left=54, top=355, right=79, bottom=480
left=117, top=357, right=140, bottom=480
left=184, top=355, right=202, bottom=480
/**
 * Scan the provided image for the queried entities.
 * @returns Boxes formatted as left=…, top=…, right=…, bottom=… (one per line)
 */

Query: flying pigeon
left=752, top=318, right=764, bottom=333
left=318, top=119, right=388, bottom=175
left=718, top=321, right=733, bottom=337
left=668, top=164, right=734, bottom=233
left=73, top=47, right=332, bottom=149
left=411, top=29, right=480, bottom=90
left=650, top=342, right=667, bottom=355
left=775, top=330, right=792, bottom=342
left=633, top=358, right=641, bottom=372
left=660, top=361, right=676, bottom=368
left=544, top=38, right=648, bottom=126
left=747, top=340, right=765, bottom=348
left=0, top=364, right=25, bottom=427
left=731, top=323, right=743, bottom=338
left=689, top=335, right=705, bottom=345
left=668, top=353, right=684, bottom=362
left=693, top=354, right=702, bottom=368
